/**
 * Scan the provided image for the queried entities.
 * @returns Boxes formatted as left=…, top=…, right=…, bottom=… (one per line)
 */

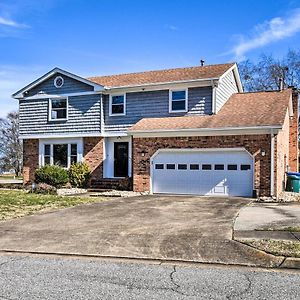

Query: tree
left=0, top=112, right=23, bottom=176
left=238, top=49, right=300, bottom=92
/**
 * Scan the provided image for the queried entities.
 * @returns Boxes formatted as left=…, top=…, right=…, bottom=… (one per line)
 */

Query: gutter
left=270, top=129, right=275, bottom=196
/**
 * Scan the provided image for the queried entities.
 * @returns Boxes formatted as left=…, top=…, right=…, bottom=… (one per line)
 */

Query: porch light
left=261, top=150, right=266, bottom=157
left=141, top=150, right=147, bottom=157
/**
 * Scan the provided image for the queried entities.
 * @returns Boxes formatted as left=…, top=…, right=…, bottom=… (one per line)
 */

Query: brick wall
left=133, top=135, right=272, bottom=196
left=23, top=139, right=39, bottom=184
left=83, top=137, right=104, bottom=182
left=289, top=90, right=299, bottom=172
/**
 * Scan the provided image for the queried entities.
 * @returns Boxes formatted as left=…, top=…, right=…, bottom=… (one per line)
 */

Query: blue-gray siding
left=104, top=86, right=212, bottom=132
left=19, top=94, right=101, bottom=136
left=26, top=73, right=94, bottom=97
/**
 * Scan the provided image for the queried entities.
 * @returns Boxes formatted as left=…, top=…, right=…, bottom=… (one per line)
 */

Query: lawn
left=0, top=189, right=106, bottom=221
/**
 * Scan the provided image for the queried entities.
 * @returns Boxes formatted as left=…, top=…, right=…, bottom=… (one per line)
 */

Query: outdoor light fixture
left=261, top=150, right=266, bottom=156
left=141, top=150, right=147, bottom=157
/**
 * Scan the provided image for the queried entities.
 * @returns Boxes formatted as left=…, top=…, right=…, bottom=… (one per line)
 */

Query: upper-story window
left=169, top=89, right=188, bottom=113
left=109, top=94, right=126, bottom=116
left=49, top=98, right=68, bottom=121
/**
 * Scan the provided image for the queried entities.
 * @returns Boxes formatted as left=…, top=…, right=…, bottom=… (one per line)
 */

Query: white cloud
left=164, top=24, right=178, bottom=31
left=230, top=9, right=300, bottom=61
left=0, top=16, right=28, bottom=28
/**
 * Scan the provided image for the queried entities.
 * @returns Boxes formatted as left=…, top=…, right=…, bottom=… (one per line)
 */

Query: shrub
left=35, top=165, right=69, bottom=188
left=33, top=182, right=57, bottom=195
left=68, top=162, right=91, bottom=188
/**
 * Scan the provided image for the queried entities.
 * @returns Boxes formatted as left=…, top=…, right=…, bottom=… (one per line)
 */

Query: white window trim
left=109, top=94, right=126, bottom=116
left=39, top=138, right=83, bottom=169
left=169, top=89, right=188, bottom=113
left=48, top=97, right=69, bottom=121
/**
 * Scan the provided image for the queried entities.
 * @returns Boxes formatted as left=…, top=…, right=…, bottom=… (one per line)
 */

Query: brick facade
left=83, top=137, right=104, bottom=182
left=289, top=90, right=299, bottom=172
left=133, top=135, right=272, bottom=196
left=23, top=139, right=39, bottom=185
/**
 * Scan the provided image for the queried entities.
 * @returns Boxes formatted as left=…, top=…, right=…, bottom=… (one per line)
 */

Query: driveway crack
left=169, top=265, right=191, bottom=297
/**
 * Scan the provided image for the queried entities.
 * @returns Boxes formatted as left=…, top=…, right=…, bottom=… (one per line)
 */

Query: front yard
left=0, top=190, right=106, bottom=221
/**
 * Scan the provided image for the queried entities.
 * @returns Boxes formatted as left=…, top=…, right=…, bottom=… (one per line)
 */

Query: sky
left=1, top=0, right=300, bottom=117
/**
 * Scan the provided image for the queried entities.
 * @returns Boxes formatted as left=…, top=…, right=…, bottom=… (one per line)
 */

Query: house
left=13, top=63, right=298, bottom=198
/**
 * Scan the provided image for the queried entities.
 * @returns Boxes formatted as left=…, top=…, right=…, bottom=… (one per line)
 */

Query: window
left=44, top=144, right=51, bottom=165
left=42, top=142, right=79, bottom=168
left=190, top=164, right=199, bottom=170
left=166, top=164, right=175, bottom=170
left=170, top=90, right=187, bottom=112
left=49, top=98, right=67, bottom=121
left=54, top=76, right=64, bottom=88
left=155, top=164, right=164, bottom=170
left=110, top=94, right=125, bottom=116
left=178, top=164, right=187, bottom=170
left=215, top=164, right=224, bottom=170
left=202, top=164, right=212, bottom=170
left=241, top=164, right=251, bottom=171
left=228, top=164, right=238, bottom=170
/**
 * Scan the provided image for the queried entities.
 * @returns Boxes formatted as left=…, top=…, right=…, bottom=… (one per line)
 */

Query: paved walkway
left=0, top=195, right=283, bottom=267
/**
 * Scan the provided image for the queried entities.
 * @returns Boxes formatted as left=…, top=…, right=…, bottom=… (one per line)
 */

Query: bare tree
left=0, top=112, right=23, bottom=176
left=238, top=49, right=300, bottom=92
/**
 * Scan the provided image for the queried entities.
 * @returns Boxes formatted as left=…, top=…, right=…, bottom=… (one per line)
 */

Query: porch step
left=90, top=178, right=132, bottom=191
left=87, top=188, right=112, bottom=193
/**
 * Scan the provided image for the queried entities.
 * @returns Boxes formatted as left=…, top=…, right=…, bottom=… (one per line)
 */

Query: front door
left=114, top=142, right=129, bottom=177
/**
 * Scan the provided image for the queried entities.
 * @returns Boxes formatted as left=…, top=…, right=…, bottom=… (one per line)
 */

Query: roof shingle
left=88, top=63, right=235, bottom=88
left=129, top=89, right=292, bottom=132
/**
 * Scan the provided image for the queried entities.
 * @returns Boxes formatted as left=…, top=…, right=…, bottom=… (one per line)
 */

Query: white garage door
left=151, top=149, right=253, bottom=197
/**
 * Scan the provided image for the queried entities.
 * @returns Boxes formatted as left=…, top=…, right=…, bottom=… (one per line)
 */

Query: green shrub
left=35, top=165, right=69, bottom=188
left=68, top=162, right=91, bottom=188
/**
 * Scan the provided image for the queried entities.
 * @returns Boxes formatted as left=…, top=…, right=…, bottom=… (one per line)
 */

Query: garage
left=151, top=149, right=254, bottom=197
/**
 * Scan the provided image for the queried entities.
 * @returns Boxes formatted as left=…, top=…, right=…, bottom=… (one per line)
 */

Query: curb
left=280, top=257, right=300, bottom=269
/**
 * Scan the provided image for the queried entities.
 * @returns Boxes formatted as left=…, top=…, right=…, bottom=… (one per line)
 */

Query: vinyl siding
left=26, top=73, right=94, bottom=97
left=215, top=70, right=238, bottom=113
left=104, top=87, right=212, bottom=132
left=19, top=94, right=101, bottom=136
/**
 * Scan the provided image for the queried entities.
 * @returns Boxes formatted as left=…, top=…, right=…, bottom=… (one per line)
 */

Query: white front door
left=151, top=149, right=254, bottom=197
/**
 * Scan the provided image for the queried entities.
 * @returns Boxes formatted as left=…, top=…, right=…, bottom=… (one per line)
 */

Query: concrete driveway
left=0, top=195, right=283, bottom=267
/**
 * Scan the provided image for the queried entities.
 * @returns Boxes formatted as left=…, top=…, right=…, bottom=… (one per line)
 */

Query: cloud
left=164, top=24, right=178, bottom=31
left=0, top=16, right=28, bottom=28
left=229, top=9, right=300, bottom=61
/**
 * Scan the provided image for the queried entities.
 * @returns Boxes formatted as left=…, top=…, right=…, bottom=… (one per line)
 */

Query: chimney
left=200, top=59, right=205, bottom=66
left=279, top=77, right=284, bottom=91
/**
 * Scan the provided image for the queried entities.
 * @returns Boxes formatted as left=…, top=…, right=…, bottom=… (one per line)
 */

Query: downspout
left=211, top=80, right=217, bottom=114
left=270, top=129, right=275, bottom=197
left=100, top=93, right=104, bottom=135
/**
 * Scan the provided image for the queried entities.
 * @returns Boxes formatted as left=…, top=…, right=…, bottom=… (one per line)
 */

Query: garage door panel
left=152, top=150, right=253, bottom=197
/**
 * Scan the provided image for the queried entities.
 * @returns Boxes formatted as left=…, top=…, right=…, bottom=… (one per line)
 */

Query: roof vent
left=200, top=59, right=205, bottom=66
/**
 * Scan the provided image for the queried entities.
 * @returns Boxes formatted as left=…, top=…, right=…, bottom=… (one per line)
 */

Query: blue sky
left=1, top=0, right=300, bottom=117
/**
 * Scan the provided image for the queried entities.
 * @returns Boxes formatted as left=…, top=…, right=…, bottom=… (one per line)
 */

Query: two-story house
left=13, top=63, right=298, bottom=198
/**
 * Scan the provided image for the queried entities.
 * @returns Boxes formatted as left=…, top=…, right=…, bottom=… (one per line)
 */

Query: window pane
left=52, top=99, right=66, bottom=109
left=71, top=144, right=77, bottom=155
left=215, top=164, right=224, bottom=170
left=241, top=164, right=251, bottom=171
left=112, top=95, right=124, bottom=105
left=112, top=104, right=124, bottom=114
left=53, top=144, right=68, bottom=167
left=166, top=164, right=175, bottom=170
left=228, top=164, right=237, bottom=170
left=172, top=91, right=186, bottom=100
left=70, top=155, right=77, bottom=164
left=155, top=164, right=164, bottom=170
left=55, top=109, right=67, bottom=119
left=44, top=144, right=50, bottom=156
left=172, top=100, right=186, bottom=111
left=202, top=164, right=211, bottom=170
left=178, top=164, right=187, bottom=170
left=190, top=164, right=199, bottom=170
left=44, top=156, right=50, bottom=165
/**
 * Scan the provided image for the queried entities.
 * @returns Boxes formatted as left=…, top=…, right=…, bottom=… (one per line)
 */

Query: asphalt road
left=0, top=255, right=300, bottom=299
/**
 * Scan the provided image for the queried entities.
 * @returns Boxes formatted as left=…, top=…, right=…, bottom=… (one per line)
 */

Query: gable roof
left=129, top=89, right=292, bottom=133
left=88, top=63, right=235, bottom=88
left=12, top=67, right=104, bottom=99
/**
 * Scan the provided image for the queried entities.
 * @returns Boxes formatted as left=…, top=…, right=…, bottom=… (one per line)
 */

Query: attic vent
left=54, top=76, right=64, bottom=88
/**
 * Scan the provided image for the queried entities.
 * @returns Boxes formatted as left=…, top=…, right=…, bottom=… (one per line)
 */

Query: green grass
left=0, top=190, right=106, bottom=221
left=244, top=239, right=300, bottom=258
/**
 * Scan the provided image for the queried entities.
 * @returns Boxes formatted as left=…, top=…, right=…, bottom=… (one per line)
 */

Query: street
left=0, top=254, right=299, bottom=299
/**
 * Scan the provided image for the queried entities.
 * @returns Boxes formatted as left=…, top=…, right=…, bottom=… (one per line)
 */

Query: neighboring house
left=13, top=63, right=298, bottom=197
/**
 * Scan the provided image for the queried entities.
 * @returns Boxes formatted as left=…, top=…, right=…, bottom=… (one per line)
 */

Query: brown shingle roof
left=88, top=63, right=235, bottom=88
left=129, top=89, right=292, bottom=132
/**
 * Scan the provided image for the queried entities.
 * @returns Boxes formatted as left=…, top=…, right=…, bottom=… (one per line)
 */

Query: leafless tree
left=238, top=49, right=300, bottom=92
left=0, top=112, right=23, bottom=176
